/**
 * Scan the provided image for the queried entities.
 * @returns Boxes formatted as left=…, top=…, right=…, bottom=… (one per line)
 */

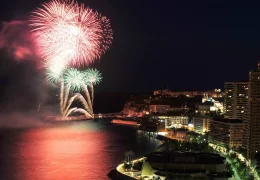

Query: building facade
left=209, top=119, right=244, bottom=148
left=193, top=117, right=210, bottom=134
left=224, top=81, right=248, bottom=119
left=158, top=115, right=189, bottom=129
left=246, top=63, right=260, bottom=160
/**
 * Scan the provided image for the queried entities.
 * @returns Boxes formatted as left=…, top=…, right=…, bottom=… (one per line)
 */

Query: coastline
left=114, top=157, right=145, bottom=180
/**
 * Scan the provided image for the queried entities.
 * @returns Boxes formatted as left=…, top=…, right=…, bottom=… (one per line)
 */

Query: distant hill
left=93, top=92, right=152, bottom=114
left=93, top=92, right=132, bottom=113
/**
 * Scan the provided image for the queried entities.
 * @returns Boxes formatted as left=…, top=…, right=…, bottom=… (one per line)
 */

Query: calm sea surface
left=0, top=121, right=160, bottom=180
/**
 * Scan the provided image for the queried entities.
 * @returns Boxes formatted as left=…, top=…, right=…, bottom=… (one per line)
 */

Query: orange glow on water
left=14, top=123, right=112, bottom=180
left=0, top=122, right=161, bottom=180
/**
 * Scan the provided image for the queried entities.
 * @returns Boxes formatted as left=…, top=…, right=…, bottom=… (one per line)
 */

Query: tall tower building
left=224, top=81, right=248, bottom=119
left=246, top=63, right=260, bottom=160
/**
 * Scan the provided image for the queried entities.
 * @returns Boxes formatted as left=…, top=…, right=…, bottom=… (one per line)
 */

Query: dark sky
left=1, top=0, right=260, bottom=93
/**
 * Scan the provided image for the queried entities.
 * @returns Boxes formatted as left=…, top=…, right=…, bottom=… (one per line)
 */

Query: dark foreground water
left=0, top=121, right=160, bottom=180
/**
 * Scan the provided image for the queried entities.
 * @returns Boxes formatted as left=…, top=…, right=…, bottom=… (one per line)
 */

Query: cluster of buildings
left=122, top=65, right=260, bottom=180
left=149, top=63, right=260, bottom=164
left=206, top=63, right=260, bottom=163
left=150, top=89, right=224, bottom=115
left=128, top=63, right=259, bottom=180
left=154, top=89, right=224, bottom=98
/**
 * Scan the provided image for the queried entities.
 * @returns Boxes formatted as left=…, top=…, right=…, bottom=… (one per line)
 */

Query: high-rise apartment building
left=224, top=81, right=248, bottom=119
left=208, top=118, right=244, bottom=148
left=246, top=63, right=260, bottom=160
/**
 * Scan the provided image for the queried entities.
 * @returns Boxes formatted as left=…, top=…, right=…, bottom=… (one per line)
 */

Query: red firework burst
left=30, top=0, right=113, bottom=67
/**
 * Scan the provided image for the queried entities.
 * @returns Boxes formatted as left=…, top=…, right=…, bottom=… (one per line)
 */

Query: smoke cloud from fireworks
left=0, top=49, right=55, bottom=128
left=0, top=21, right=57, bottom=128
left=0, top=20, right=42, bottom=69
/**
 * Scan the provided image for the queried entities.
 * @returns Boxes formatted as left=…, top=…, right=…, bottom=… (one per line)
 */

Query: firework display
left=84, top=68, right=102, bottom=105
left=84, top=68, right=102, bottom=85
left=63, top=93, right=92, bottom=117
left=30, top=0, right=113, bottom=67
left=64, top=68, right=85, bottom=92
left=45, top=59, right=66, bottom=84
left=30, top=0, right=111, bottom=119
left=62, top=68, right=102, bottom=117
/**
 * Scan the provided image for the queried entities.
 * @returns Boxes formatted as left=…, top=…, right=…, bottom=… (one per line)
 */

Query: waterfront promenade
left=116, top=157, right=145, bottom=180
left=114, top=133, right=235, bottom=180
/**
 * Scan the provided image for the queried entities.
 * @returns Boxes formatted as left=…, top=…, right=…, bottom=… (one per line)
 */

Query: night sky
left=1, top=0, right=260, bottom=93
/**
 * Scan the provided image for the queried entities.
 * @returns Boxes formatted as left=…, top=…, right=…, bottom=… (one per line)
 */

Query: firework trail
left=81, top=83, right=93, bottom=114
left=63, top=69, right=85, bottom=114
left=62, top=83, right=71, bottom=114
left=60, top=78, right=65, bottom=115
left=64, top=93, right=92, bottom=117
left=45, top=60, right=66, bottom=115
left=65, top=107, right=77, bottom=117
left=30, top=0, right=113, bottom=67
left=63, top=68, right=94, bottom=116
left=84, top=68, right=102, bottom=105
left=65, top=108, right=91, bottom=118
left=63, top=94, right=79, bottom=115
left=72, top=108, right=91, bottom=117
left=61, top=68, right=103, bottom=117
left=90, top=83, right=94, bottom=105
left=76, top=93, right=92, bottom=114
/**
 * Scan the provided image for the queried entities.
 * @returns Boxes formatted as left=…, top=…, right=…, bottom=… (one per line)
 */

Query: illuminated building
left=224, top=81, right=248, bottom=119
left=201, top=94, right=224, bottom=113
left=208, top=119, right=244, bottom=148
left=246, top=63, right=260, bottom=160
left=153, top=89, right=171, bottom=96
left=193, top=117, right=204, bottom=134
left=158, top=112, right=189, bottom=129
left=153, top=89, right=224, bottom=98
left=193, top=117, right=210, bottom=134
left=149, top=105, right=170, bottom=113
left=141, top=152, right=232, bottom=180
left=195, top=98, right=223, bottom=117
